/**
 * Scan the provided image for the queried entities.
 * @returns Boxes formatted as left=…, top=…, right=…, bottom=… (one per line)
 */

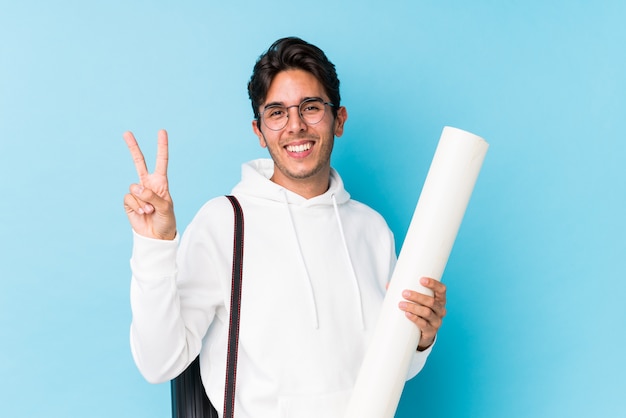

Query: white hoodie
left=129, top=159, right=431, bottom=417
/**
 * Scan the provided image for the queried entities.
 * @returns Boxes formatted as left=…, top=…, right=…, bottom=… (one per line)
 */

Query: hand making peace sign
left=123, top=129, right=177, bottom=240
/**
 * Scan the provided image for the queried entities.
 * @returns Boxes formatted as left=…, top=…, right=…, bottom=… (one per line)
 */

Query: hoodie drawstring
left=281, top=190, right=320, bottom=329
left=332, top=194, right=365, bottom=330
left=279, top=190, right=366, bottom=330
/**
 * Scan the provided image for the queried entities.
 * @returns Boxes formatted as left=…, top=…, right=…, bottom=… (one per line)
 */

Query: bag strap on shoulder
left=223, top=195, right=244, bottom=418
left=171, top=195, right=244, bottom=418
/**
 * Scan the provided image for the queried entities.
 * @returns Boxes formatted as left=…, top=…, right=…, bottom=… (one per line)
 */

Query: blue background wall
left=1, top=1, right=624, bottom=417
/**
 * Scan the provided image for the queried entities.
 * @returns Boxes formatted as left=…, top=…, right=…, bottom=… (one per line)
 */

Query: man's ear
left=252, top=119, right=267, bottom=148
left=333, top=106, right=348, bottom=137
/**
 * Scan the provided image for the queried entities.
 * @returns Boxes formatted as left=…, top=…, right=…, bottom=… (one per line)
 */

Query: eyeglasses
left=261, top=98, right=334, bottom=131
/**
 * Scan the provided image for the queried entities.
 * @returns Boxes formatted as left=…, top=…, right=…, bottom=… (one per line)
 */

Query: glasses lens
left=263, top=106, right=287, bottom=130
left=299, top=99, right=326, bottom=125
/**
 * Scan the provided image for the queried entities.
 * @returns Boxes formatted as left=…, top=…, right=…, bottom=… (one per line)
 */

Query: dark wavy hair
left=247, top=37, right=341, bottom=121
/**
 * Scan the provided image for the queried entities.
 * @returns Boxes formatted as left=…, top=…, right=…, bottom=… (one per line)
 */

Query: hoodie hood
left=230, top=158, right=363, bottom=329
left=231, top=159, right=351, bottom=206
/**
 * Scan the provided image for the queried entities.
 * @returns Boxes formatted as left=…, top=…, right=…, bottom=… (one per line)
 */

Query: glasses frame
left=260, top=98, right=335, bottom=131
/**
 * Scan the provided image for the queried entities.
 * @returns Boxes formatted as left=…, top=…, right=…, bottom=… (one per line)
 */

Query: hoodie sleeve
left=129, top=198, right=232, bottom=383
left=129, top=231, right=190, bottom=383
left=406, top=337, right=435, bottom=380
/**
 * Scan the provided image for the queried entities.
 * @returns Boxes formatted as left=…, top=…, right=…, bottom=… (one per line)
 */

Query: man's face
left=252, top=69, right=347, bottom=196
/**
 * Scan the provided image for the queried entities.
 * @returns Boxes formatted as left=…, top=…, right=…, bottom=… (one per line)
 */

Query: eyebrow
left=263, top=101, right=284, bottom=110
left=263, top=97, right=324, bottom=110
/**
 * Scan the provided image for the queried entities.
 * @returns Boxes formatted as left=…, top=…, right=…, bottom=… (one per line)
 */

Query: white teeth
left=286, top=143, right=312, bottom=153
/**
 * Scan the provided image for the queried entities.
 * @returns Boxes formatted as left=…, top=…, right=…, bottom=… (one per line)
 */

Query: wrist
left=417, top=336, right=435, bottom=352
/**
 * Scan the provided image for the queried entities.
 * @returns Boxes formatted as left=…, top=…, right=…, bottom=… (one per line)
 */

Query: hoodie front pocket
left=278, top=389, right=351, bottom=418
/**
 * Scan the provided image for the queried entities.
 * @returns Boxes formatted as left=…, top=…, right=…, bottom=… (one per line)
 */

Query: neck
left=270, top=167, right=331, bottom=199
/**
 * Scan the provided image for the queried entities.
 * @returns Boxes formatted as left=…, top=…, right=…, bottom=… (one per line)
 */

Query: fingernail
left=402, top=290, right=411, bottom=298
left=420, top=277, right=429, bottom=285
left=137, top=207, right=144, bottom=215
left=133, top=185, right=144, bottom=195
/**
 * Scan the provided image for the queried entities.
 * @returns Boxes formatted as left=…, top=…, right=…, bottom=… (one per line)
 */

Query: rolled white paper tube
left=344, top=126, right=489, bottom=418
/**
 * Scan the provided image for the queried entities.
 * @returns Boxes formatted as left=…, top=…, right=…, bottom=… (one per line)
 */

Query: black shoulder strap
left=223, top=195, right=244, bottom=418
left=170, top=195, right=244, bottom=418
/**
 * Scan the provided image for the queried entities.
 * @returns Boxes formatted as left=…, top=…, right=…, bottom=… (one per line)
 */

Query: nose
left=285, top=105, right=307, bottom=132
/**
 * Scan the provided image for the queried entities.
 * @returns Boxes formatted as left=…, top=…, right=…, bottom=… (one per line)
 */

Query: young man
left=124, top=37, right=447, bottom=417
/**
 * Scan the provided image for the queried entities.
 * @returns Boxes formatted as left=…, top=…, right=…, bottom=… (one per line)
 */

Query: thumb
left=132, top=185, right=171, bottom=212
left=131, top=184, right=176, bottom=239
left=129, top=185, right=154, bottom=214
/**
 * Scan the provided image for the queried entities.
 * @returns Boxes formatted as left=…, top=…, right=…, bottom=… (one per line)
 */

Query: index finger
left=123, top=131, right=149, bottom=179
left=420, top=277, right=447, bottom=299
left=154, top=129, right=169, bottom=176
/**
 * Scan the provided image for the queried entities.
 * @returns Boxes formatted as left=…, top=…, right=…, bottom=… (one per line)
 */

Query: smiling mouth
left=286, top=142, right=313, bottom=153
